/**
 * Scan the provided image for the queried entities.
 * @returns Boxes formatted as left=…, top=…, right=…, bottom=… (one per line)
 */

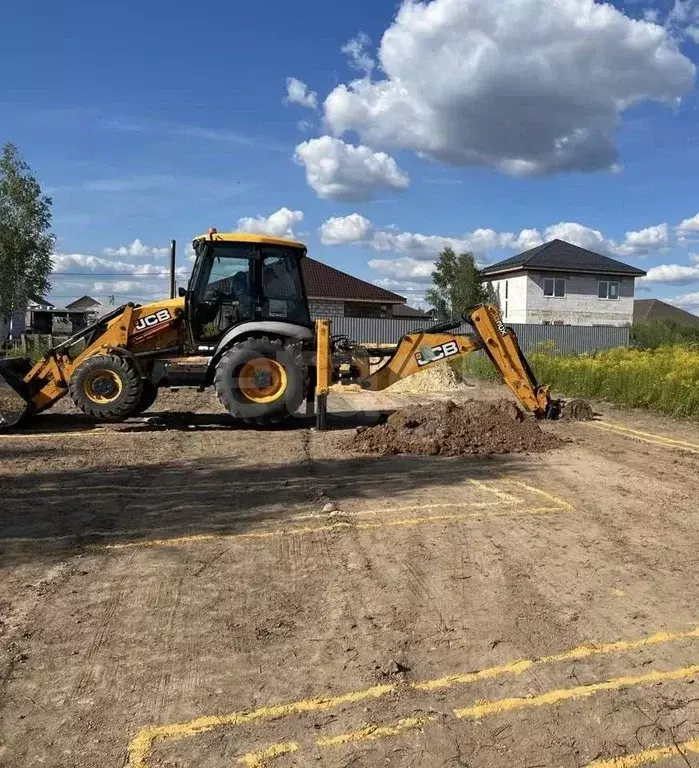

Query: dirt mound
left=351, top=399, right=564, bottom=456
left=386, top=363, right=470, bottom=394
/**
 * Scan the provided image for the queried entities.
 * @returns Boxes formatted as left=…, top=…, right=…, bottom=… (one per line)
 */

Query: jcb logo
left=416, top=340, right=460, bottom=367
left=134, top=309, right=171, bottom=332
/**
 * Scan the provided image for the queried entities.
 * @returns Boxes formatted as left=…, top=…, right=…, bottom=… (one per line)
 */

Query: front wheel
left=69, top=354, right=143, bottom=421
left=214, top=338, right=306, bottom=425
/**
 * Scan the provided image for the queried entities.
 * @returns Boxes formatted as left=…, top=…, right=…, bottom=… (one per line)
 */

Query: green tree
left=0, top=143, right=55, bottom=331
left=425, top=246, right=498, bottom=321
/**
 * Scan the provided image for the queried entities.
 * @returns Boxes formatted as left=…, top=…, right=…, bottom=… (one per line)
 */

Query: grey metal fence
left=313, top=315, right=629, bottom=354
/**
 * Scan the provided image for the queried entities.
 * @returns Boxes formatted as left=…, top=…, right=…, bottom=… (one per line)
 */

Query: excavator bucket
left=0, top=357, right=33, bottom=429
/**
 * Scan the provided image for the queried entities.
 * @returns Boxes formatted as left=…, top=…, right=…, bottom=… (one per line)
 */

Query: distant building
left=480, top=239, right=646, bottom=327
left=301, top=257, right=407, bottom=318
left=65, top=295, right=104, bottom=313
left=633, top=298, right=699, bottom=326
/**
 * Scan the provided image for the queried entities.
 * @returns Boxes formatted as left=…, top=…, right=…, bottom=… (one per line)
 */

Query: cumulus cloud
left=367, top=257, right=437, bottom=281
left=52, top=253, right=185, bottom=276
left=284, top=78, right=318, bottom=110
left=341, top=32, right=375, bottom=74
left=103, top=239, right=169, bottom=258
left=614, top=224, right=670, bottom=256
left=677, top=212, right=699, bottom=243
left=638, top=264, right=699, bottom=285
left=319, top=213, right=374, bottom=245
left=237, top=207, right=304, bottom=238
left=294, top=136, right=409, bottom=201
left=323, top=0, right=694, bottom=175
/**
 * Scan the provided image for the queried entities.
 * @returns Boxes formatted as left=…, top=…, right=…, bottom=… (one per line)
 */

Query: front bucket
left=0, top=357, right=33, bottom=429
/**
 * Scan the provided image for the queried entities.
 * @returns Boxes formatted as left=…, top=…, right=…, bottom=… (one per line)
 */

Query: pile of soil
left=386, top=363, right=470, bottom=394
left=351, top=399, right=564, bottom=456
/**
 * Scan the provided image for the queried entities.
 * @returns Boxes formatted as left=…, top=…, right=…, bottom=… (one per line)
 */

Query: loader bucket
left=0, top=357, right=33, bottom=429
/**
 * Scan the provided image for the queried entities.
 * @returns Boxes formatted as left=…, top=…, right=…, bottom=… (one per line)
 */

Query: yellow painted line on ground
left=454, top=663, right=699, bottom=719
left=468, top=478, right=521, bottom=504
left=585, top=422, right=699, bottom=455
left=106, top=505, right=564, bottom=551
left=584, top=739, right=699, bottom=768
left=599, top=421, right=699, bottom=451
left=237, top=741, right=299, bottom=767
left=316, top=714, right=437, bottom=748
left=126, top=625, right=699, bottom=767
left=501, top=477, right=575, bottom=510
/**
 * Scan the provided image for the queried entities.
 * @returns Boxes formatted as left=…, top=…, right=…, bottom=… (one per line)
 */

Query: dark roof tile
left=302, top=257, right=405, bottom=303
left=481, top=239, right=646, bottom=277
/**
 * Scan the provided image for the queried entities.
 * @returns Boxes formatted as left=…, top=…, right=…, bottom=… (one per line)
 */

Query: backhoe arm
left=465, top=305, right=554, bottom=418
left=359, top=304, right=555, bottom=419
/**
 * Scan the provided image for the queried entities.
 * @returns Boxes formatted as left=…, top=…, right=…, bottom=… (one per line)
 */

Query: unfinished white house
left=480, top=240, right=646, bottom=326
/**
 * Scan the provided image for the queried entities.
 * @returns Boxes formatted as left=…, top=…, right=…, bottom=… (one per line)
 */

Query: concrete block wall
left=526, top=273, right=634, bottom=326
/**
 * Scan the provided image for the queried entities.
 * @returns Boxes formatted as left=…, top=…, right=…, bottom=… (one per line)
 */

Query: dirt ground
left=2, top=380, right=699, bottom=768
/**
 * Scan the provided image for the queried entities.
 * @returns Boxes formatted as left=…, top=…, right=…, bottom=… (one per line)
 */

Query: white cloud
left=52, top=252, right=184, bottom=276
left=367, top=257, right=436, bottom=281
left=614, top=224, right=670, bottom=256
left=341, top=32, right=375, bottom=74
left=236, top=207, right=304, bottom=238
left=318, top=215, right=543, bottom=258
left=103, top=239, right=169, bottom=258
left=323, top=0, right=694, bottom=175
left=285, top=78, right=318, bottom=110
left=667, top=0, right=699, bottom=41
left=319, top=214, right=676, bottom=270
left=319, top=213, right=374, bottom=245
left=294, top=136, right=409, bottom=201
left=638, top=264, right=699, bottom=285
left=667, top=291, right=699, bottom=313
left=297, top=119, right=314, bottom=132
left=677, top=212, right=699, bottom=243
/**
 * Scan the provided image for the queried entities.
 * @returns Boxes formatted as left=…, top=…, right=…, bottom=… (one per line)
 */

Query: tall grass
left=455, top=345, right=699, bottom=419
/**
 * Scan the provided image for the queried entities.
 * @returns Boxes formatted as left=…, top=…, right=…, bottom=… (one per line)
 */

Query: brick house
left=480, top=239, right=647, bottom=326
left=301, top=257, right=408, bottom=318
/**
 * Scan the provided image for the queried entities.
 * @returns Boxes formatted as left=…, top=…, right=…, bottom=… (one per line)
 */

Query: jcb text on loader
left=0, top=230, right=563, bottom=431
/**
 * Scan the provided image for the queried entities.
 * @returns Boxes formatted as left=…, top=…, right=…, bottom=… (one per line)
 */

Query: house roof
left=633, top=298, right=699, bottom=326
left=65, top=295, right=102, bottom=310
left=27, top=294, right=54, bottom=308
left=481, top=239, right=647, bottom=278
left=301, top=257, right=405, bottom=304
left=392, top=304, right=429, bottom=317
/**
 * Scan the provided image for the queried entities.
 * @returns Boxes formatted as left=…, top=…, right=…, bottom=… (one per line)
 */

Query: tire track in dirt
left=72, top=556, right=135, bottom=696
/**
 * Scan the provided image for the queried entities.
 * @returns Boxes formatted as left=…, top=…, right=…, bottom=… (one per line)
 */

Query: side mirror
left=178, top=287, right=187, bottom=298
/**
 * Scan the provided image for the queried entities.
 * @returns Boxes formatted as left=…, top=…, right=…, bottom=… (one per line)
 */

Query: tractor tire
left=133, top=380, right=159, bottom=414
left=214, top=337, right=306, bottom=425
left=69, top=353, right=143, bottom=422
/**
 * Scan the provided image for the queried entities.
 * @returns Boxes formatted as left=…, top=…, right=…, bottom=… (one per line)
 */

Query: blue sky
left=2, top=0, right=699, bottom=311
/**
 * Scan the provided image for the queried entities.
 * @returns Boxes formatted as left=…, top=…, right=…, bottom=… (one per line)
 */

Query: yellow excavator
left=0, top=230, right=563, bottom=431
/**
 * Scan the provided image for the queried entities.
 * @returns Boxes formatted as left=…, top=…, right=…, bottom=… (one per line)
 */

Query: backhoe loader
left=0, top=230, right=562, bottom=431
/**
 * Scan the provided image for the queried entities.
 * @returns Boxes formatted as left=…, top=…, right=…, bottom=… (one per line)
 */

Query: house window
left=598, top=280, right=619, bottom=300
left=543, top=277, right=565, bottom=297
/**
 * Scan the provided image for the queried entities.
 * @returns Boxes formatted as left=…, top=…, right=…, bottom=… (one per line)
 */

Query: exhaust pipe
left=0, top=357, right=33, bottom=429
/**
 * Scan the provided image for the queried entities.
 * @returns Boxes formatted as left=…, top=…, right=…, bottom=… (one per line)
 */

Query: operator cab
left=187, top=230, right=311, bottom=343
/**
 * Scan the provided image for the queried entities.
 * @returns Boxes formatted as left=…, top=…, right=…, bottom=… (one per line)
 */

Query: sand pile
left=351, top=399, right=564, bottom=456
left=386, top=363, right=470, bottom=394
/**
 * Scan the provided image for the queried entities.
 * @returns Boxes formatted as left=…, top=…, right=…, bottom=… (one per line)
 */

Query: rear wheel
left=214, top=337, right=305, bottom=424
left=69, top=354, right=143, bottom=421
